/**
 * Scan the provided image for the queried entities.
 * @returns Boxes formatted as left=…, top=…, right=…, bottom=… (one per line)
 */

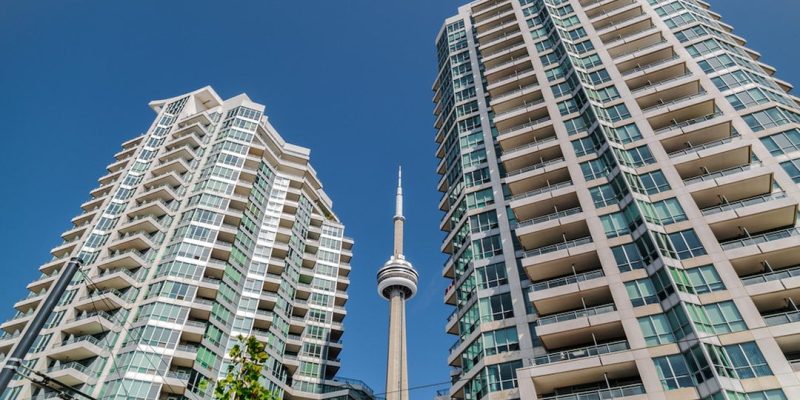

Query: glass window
left=707, top=342, right=772, bottom=379
left=654, top=354, right=694, bottom=390
left=686, top=301, right=746, bottom=334
left=626, top=278, right=658, bottom=307
left=639, top=314, right=676, bottom=346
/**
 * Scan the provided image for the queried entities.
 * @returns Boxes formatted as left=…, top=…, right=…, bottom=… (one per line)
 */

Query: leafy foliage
left=213, top=335, right=277, bottom=400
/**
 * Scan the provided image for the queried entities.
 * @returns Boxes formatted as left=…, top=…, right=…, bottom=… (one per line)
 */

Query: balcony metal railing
left=533, top=340, right=629, bottom=365
left=683, top=161, right=762, bottom=185
left=489, top=66, right=536, bottom=88
left=642, top=91, right=708, bottom=113
left=499, top=115, right=552, bottom=136
left=763, top=309, right=800, bottom=326
left=508, top=180, right=573, bottom=201
left=701, top=192, right=786, bottom=216
left=721, top=227, right=800, bottom=250
left=536, top=303, right=616, bottom=326
left=492, top=83, right=540, bottom=103
left=631, top=72, right=693, bottom=94
left=516, top=207, right=583, bottom=229
left=541, top=383, right=646, bottom=400
left=524, top=236, right=593, bottom=258
left=502, top=134, right=557, bottom=155
left=613, top=39, right=668, bottom=60
left=667, top=133, right=740, bottom=158
left=481, top=40, right=526, bottom=59
left=494, top=98, right=546, bottom=118
left=505, top=157, right=565, bottom=178
left=741, top=264, right=800, bottom=286
left=653, top=111, right=724, bottom=135
left=531, top=268, right=603, bottom=292
left=622, top=54, right=680, bottom=76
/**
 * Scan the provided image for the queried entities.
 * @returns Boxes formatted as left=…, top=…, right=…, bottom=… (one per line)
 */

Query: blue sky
left=0, top=0, right=798, bottom=398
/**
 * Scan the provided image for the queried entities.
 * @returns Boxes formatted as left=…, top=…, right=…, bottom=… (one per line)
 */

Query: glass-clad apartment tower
left=434, top=0, right=800, bottom=399
left=0, top=87, right=375, bottom=400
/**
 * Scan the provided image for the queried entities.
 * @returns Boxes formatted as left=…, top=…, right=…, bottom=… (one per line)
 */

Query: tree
left=213, top=335, right=277, bottom=400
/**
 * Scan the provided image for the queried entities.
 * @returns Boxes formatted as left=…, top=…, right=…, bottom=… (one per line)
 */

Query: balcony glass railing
left=489, top=67, right=535, bottom=88
left=541, top=383, right=645, bottom=400
left=653, top=111, right=724, bottom=135
left=763, top=309, right=800, bottom=326
left=641, top=91, right=708, bottom=113
left=721, top=227, right=800, bottom=250
left=536, top=303, right=616, bottom=326
left=492, top=83, right=540, bottom=103
left=531, top=268, right=603, bottom=292
left=494, top=98, right=546, bottom=118
left=623, top=54, right=679, bottom=76
left=533, top=340, right=629, bottom=365
left=517, top=207, right=583, bottom=229
left=524, top=236, right=593, bottom=258
left=683, top=161, right=761, bottom=185
left=505, top=157, right=565, bottom=177
left=741, top=265, right=800, bottom=286
left=667, top=133, right=740, bottom=158
left=701, top=192, right=786, bottom=216
left=508, top=180, right=573, bottom=201
left=498, top=116, right=552, bottom=135
left=502, top=134, right=557, bottom=155
left=631, top=72, right=693, bottom=94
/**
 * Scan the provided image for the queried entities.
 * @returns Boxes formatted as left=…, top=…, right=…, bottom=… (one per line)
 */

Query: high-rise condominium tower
left=377, top=169, right=419, bottom=400
left=0, top=87, right=375, bottom=400
left=435, top=0, right=800, bottom=399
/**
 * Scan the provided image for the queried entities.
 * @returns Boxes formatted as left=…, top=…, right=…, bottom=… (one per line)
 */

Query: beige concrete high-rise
left=434, top=1, right=800, bottom=399
left=377, top=169, right=419, bottom=400
left=0, top=86, right=376, bottom=400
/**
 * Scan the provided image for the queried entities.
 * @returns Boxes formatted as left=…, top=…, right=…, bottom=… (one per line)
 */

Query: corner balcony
left=74, top=288, right=132, bottom=312
left=28, top=267, right=61, bottom=293
left=107, top=230, right=156, bottom=253
left=95, top=249, right=149, bottom=272
left=126, top=198, right=176, bottom=219
left=136, top=183, right=180, bottom=204
left=158, top=144, right=197, bottom=165
left=164, top=129, right=203, bottom=149
left=47, top=335, right=108, bottom=361
left=62, top=310, right=118, bottom=336
left=47, top=361, right=96, bottom=386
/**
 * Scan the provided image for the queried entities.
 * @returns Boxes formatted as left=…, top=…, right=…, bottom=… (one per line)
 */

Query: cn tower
left=377, top=167, right=419, bottom=400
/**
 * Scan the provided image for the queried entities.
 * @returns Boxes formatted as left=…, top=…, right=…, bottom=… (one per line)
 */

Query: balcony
left=504, top=163, right=568, bottom=196
left=742, top=264, right=800, bottom=287
left=649, top=96, right=717, bottom=131
left=486, top=66, right=536, bottom=92
left=500, top=139, right=561, bottom=176
left=62, top=310, right=118, bottom=336
left=478, top=29, right=523, bottom=55
left=47, top=335, right=108, bottom=361
left=683, top=160, right=762, bottom=187
left=510, top=188, right=579, bottom=225
left=490, top=80, right=540, bottom=107
left=521, top=346, right=646, bottom=399
left=96, top=249, right=149, bottom=272
left=599, top=16, right=653, bottom=45
left=532, top=340, right=629, bottom=366
left=516, top=211, right=589, bottom=255
left=475, top=15, right=517, bottom=37
left=592, top=5, right=643, bottom=33
left=107, top=230, right=156, bottom=252
left=47, top=361, right=96, bottom=386
left=522, top=237, right=596, bottom=283
left=497, top=118, right=555, bottom=154
left=136, top=184, right=180, bottom=204
left=690, top=167, right=773, bottom=211
left=607, top=31, right=664, bottom=60
left=626, top=63, right=689, bottom=93
left=74, top=288, right=131, bottom=312
left=721, top=227, right=800, bottom=252
left=706, top=195, right=797, bottom=244
left=530, top=268, right=609, bottom=316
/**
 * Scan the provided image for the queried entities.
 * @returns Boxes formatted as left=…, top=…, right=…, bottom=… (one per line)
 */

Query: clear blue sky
left=0, top=0, right=798, bottom=398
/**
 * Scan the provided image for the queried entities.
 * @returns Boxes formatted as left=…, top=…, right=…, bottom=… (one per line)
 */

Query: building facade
left=0, top=87, right=374, bottom=400
left=434, top=0, right=800, bottom=399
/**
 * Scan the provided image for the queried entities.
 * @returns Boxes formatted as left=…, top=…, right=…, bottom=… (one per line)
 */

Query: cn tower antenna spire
left=377, top=166, right=418, bottom=400
left=394, top=166, right=404, bottom=257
